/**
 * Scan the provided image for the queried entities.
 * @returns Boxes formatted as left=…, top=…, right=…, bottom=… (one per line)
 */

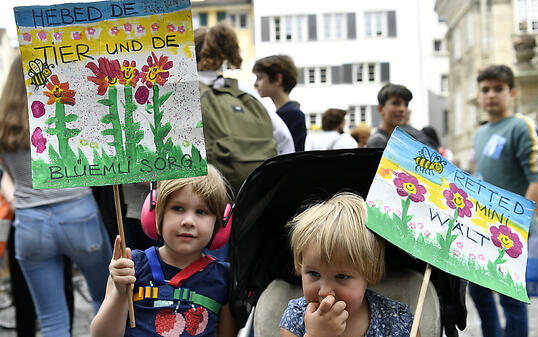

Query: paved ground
left=0, top=278, right=535, bottom=337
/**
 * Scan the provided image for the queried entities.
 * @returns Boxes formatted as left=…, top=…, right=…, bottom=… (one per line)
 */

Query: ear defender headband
left=140, top=181, right=233, bottom=250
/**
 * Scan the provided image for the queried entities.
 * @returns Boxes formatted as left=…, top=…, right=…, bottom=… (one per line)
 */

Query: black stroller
left=229, top=149, right=467, bottom=337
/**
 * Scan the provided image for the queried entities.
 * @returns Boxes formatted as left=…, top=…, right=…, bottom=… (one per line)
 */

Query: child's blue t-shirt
left=125, top=248, right=229, bottom=337
left=280, top=289, right=413, bottom=337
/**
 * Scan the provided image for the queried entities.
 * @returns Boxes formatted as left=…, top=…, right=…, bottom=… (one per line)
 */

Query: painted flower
left=499, top=265, right=507, bottom=274
left=367, top=200, right=375, bottom=207
left=31, top=101, right=45, bottom=118
left=86, top=57, right=123, bottom=95
left=423, top=230, right=431, bottom=237
left=135, top=86, right=150, bottom=104
left=456, top=241, right=463, bottom=249
left=71, top=31, right=81, bottom=40
left=383, top=205, right=391, bottom=213
left=408, top=222, right=416, bottom=229
left=124, top=23, right=132, bottom=32
left=140, top=52, right=173, bottom=88
left=453, top=249, right=461, bottom=257
left=137, top=25, right=145, bottom=33
left=469, top=253, right=476, bottom=261
left=120, top=60, right=139, bottom=87
left=110, top=26, right=120, bottom=35
left=31, top=127, right=47, bottom=153
left=177, top=25, right=185, bottom=33
left=478, top=254, right=485, bottom=261
left=87, top=27, right=96, bottom=35
left=167, top=24, right=176, bottom=32
left=44, top=75, right=76, bottom=105
left=23, top=33, right=32, bottom=41
left=393, top=172, right=427, bottom=202
left=79, top=139, right=89, bottom=146
left=395, top=209, right=402, bottom=217
left=443, top=183, right=473, bottom=218
left=514, top=273, right=520, bottom=281
left=418, top=222, right=424, bottom=230
left=182, top=140, right=190, bottom=147
left=490, top=225, right=523, bottom=259
left=37, top=30, right=47, bottom=41
left=378, top=167, right=392, bottom=179
left=53, top=32, right=62, bottom=42
left=151, top=23, right=160, bottom=32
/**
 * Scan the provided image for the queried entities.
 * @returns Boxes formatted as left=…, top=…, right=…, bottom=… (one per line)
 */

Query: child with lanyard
left=280, top=192, right=420, bottom=337
left=91, top=164, right=236, bottom=337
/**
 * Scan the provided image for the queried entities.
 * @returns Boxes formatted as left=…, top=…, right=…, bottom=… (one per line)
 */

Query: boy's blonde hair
left=288, top=192, right=385, bottom=284
left=155, top=164, right=230, bottom=236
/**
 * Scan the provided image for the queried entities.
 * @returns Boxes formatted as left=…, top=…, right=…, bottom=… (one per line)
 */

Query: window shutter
left=261, top=16, right=270, bottom=41
left=371, top=105, right=381, bottom=128
left=298, top=68, right=305, bottom=84
left=331, top=66, right=342, bottom=84
left=343, top=64, right=352, bottom=83
left=346, top=13, right=356, bottom=39
left=380, top=62, right=390, bottom=82
left=308, top=14, right=317, bottom=41
left=388, top=11, right=396, bottom=37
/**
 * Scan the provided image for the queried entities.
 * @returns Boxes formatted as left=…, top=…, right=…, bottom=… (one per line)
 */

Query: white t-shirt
left=305, top=130, right=357, bottom=151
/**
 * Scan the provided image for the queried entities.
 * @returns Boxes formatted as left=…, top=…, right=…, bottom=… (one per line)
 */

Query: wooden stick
left=113, top=184, right=136, bottom=328
left=410, top=263, right=432, bottom=337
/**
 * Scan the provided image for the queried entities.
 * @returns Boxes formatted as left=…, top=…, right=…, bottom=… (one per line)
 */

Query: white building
left=252, top=0, right=449, bottom=141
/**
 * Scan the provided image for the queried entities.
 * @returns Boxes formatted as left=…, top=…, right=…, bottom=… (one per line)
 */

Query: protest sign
left=14, top=0, right=206, bottom=189
left=366, top=127, right=532, bottom=303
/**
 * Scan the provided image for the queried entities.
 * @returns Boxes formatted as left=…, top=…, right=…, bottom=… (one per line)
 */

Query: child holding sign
left=280, top=193, right=419, bottom=337
left=91, top=165, right=236, bottom=337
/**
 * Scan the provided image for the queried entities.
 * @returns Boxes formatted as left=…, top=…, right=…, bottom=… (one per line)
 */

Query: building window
left=228, top=13, right=249, bottom=29
left=368, top=63, right=376, bottom=82
left=217, top=11, right=227, bottom=22
left=516, top=0, right=538, bottom=33
left=274, top=17, right=281, bottom=41
left=320, top=67, right=328, bottom=83
left=360, top=106, right=367, bottom=122
left=285, top=16, right=293, bottom=41
left=296, top=16, right=304, bottom=40
left=349, top=109, right=356, bottom=126
left=199, top=13, right=208, bottom=27
left=441, top=74, right=448, bottom=93
left=434, top=39, right=442, bottom=52
left=239, top=14, right=248, bottom=28
left=308, top=68, right=315, bottom=84
left=324, top=14, right=332, bottom=39
left=355, top=63, right=363, bottom=82
left=335, top=14, right=344, bottom=39
left=309, top=114, right=317, bottom=126
left=365, top=11, right=395, bottom=37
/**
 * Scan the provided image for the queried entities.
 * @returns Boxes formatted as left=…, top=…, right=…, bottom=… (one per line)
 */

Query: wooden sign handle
left=410, top=263, right=432, bottom=337
left=113, top=184, right=136, bottom=328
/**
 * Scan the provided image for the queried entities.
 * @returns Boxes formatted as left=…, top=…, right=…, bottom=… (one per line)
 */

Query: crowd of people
left=0, top=21, right=534, bottom=337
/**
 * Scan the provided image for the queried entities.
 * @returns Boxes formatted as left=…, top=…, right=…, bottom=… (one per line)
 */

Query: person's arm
left=90, top=235, right=135, bottom=337
left=280, top=327, right=299, bottom=337
left=216, top=303, right=237, bottom=337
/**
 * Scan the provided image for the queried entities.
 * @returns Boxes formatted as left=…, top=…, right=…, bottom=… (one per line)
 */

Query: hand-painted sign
left=15, top=0, right=207, bottom=189
left=366, top=127, right=532, bottom=303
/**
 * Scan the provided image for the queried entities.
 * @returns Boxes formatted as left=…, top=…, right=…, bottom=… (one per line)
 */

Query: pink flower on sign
left=499, top=265, right=506, bottom=274
left=456, top=241, right=463, bottom=249
left=383, top=205, right=391, bottom=213
left=177, top=25, right=185, bottom=33
left=31, top=101, right=45, bottom=118
left=367, top=200, right=375, bottom=207
left=490, top=225, right=523, bottom=259
left=110, top=26, right=119, bottom=35
left=469, top=253, right=476, bottom=261
left=37, top=30, right=47, bottom=41
left=408, top=222, right=416, bottom=229
left=453, top=249, right=461, bottom=257
left=72, top=31, right=81, bottom=40
left=151, top=23, right=159, bottom=32
left=23, top=33, right=32, bottom=41
left=87, top=27, right=96, bottom=35
left=124, top=23, right=132, bottom=32
left=31, top=127, right=47, bottom=153
left=167, top=24, right=175, bottom=32
left=514, top=273, right=520, bottom=281
left=53, top=32, right=62, bottom=41
left=393, top=172, right=427, bottom=202
left=395, top=209, right=402, bottom=217
left=137, top=25, right=145, bottom=33
left=423, top=230, right=431, bottom=237
left=418, top=222, right=424, bottom=230
left=443, top=183, right=473, bottom=218
left=478, top=254, right=485, bottom=261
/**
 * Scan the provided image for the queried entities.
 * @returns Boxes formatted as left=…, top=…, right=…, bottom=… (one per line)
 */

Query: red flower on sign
left=393, top=172, right=427, bottom=202
left=86, top=57, right=123, bottom=95
left=490, top=225, right=523, bottom=259
left=140, top=52, right=173, bottom=88
left=44, top=75, right=76, bottom=105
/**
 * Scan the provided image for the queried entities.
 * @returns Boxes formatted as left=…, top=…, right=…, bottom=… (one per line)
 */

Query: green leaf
left=146, top=104, right=153, bottom=110
left=145, top=108, right=153, bottom=114
left=45, top=117, right=56, bottom=125
left=101, top=129, right=115, bottom=136
left=195, top=120, right=203, bottom=128
left=126, top=102, right=137, bottom=113
left=65, top=114, right=78, bottom=123
left=101, top=114, right=115, bottom=124
left=160, top=122, right=172, bottom=138
left=436, top=233, right=445, bottom=248
left=405, top=215, right=413, bottom=223
left=65, top=128, right=81, bottom=138
left=97, top=98, right=113, bottom=106
left=48, top=144, right=61, bottom=163
left=159, top=91, right=173, bottom=106
left=134, top=131, right=144, bottom=143
left=164, top=138, right=174, bottom=152
left=45, top=127, right=58, bottom=135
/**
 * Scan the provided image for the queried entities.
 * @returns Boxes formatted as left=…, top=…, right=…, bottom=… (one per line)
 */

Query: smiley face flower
left=140, top=52, right=173, bottom=88
left=393, top=172, right=427, bottom=202
left=490, top=225, right=523, bottom=259
left=443, top=183, right=473, bottom=218
left=86, top=57, right=123, bottom=95
left=44, top=75, right=76, bottom=105
left=119, top=60, right=139, bottom=87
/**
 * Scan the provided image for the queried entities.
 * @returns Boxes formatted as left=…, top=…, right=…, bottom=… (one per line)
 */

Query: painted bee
left=414, top=147, right=446, bottom=175
left=28, top=59, right=54, bottom=89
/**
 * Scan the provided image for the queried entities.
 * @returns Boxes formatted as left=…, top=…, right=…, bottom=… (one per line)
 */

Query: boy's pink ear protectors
left=141, top=189, right=159, bottom=240
left=139, top=187, right=233, bottom=249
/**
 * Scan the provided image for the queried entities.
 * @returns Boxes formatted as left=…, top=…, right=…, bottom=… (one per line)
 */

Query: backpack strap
left=168, top=255, right=216, bottom=287
left=145, top=246, right=165, bottom=286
